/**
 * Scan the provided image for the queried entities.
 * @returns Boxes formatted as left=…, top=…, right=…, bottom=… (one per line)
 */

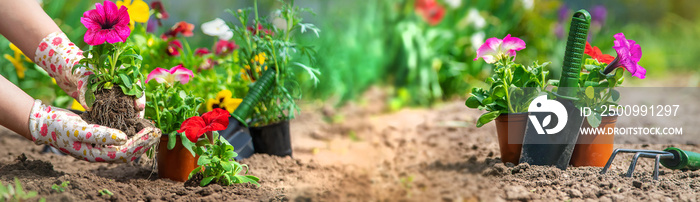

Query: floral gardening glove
left=28, top=99, right=160, bottom=163
left=33, top=32, right=146, bottom=117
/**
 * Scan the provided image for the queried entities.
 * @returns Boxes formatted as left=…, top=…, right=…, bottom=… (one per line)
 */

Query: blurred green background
left=2, top=0, right=699, bottom=110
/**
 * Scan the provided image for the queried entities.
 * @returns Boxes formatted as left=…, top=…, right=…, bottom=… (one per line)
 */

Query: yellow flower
left=3, top=43, right=31, bottom=79
left=206, top=90, right=233, bottom=112
left=253, top=52, right=266, bottom=67
left=116, top=0, right=150, bottom=29
left=222, top=97, right=242, bottom=113
left=70, top=99, right=85, bottom=111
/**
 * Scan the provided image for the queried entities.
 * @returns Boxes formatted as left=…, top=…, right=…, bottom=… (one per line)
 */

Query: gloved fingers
left=90, top=127, right=160, bottom=163
left=134, top=80, right=146, bottom=118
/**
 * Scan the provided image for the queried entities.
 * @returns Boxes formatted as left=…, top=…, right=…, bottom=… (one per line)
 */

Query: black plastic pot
left=218, top=117, right=255, bottom=160
left=250, top=120, right=292, bottom=157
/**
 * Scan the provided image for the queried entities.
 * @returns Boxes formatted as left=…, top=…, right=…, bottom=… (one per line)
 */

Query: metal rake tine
left=626, top=152, right=674, bottom=178
left=626, top=152, right=644, bottom=177
left=600, top=149, right=667, bottom=174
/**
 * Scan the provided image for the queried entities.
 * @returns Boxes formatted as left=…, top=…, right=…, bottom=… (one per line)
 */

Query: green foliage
left=228, top=0, right=320, bottom=126
left=144, top=84, right=203, bottom=156
left=97, top=189, right=113, bottom=196
left=75, top=42, right=145, bottom=108
left=0, top=178, right=39, bottom=202
left=188, top=132, right=260, bottom=187
left=50, top=181, right=70, bottom=193
left=466, top=59, right=550, bottom=127
left=549, top=58, right=625, bottom=127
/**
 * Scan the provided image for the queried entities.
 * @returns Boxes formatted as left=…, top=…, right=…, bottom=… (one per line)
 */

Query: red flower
left=150, top=1, right=169, bottom=20
left=415, top=0, right=445, bottom=26
left=584, top=42, right=614, bottom=64
left=177, top=108, right=230, bottom=143
left=166, top=40, right=183, bottom=56
left=247, top=24, right=273, bottom=36
left=194, top=48, right=211, bottom=56
left=161, top=21, right=194, bottom=38
left=215, top=40, right=239, bottom=56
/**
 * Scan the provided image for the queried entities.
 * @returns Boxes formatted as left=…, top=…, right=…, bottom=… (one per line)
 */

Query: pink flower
left=215, top=40, right=238, bottom=56
left=108, top=151, right=116, bottom=159
left=73, top=141, right=82, bottom=151
left=473, top=34, right=526, bottom=64
left=161, top=21, right=194, bottom=38
left=247, top=24, right=273, bottom=36
left=602, top=33, right=646, bottom=79
left=194, top=48, right=211, bottom=56
left=80, top=0, right=131, bottom=45
left=415, top=0, right=445, bottom=26
left=166, top=40, right=183, bottom=56
left=146, top=64, right=194, bottom=85
left=40, top=124, right=48, bottom=137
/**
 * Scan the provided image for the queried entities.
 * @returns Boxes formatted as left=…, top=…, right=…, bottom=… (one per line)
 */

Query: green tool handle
left=231, top=69, right=276, bottom=128
left=556, top=10, right=591, bottom=100
left=660, top=147, right=700, bottom=170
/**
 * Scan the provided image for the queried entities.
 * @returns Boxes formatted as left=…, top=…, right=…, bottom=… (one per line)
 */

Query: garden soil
left=1, top=86, right=700, bottom=201
left=80, top=87, right=153, bottom=138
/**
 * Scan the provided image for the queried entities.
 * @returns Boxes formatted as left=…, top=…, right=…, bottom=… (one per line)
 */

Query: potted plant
left=466, top=34, right=550, bottom=164
left=67, top=0, right=155, bottom=139
left=558, top=34, right=646, bottom=167
left=143, top=65, right=203, bottom=181
left=178, top=109, right=260, bottom=187
left=217, top=0, right=320, bottom=157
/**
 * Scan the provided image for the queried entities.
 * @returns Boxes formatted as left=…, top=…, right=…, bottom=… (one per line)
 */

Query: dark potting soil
left=80, top=87, right=153, bottom=138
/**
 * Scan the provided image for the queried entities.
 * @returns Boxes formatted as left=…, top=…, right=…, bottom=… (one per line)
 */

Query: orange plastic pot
left=570, top=116, right=617, bottom=167
left=157, top=135, right=199, bottom=182
left=495, top=113, right=527, bottom=165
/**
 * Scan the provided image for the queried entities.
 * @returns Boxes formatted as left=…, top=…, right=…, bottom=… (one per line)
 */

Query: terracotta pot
left=495, top=113, right=527, bottom=164
left=570, top=116, right=617, bottom=167
left=157, top=135, right=199, bottom=182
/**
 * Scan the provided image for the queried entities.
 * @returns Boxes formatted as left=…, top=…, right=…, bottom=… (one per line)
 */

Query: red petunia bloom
left=194, top=48, right=211, bottom=56
left=161, top=21, right=194, bottom=38
left=177, top=108, right=230, bottom=143
left=247, top=24, right=273, bottom=36
left=166, top=40, right=183, bottom=56
left=584, top=42, right=614, bottom=64
left=415, top=0, right=445, bottom=26
left=80, top=0, right=131, bottom=45
left=215, top=40, right=239, bottom=56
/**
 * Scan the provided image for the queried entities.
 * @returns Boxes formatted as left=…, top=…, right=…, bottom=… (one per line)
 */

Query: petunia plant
left=144, top=65, right=203, bottom=157
left=227, top=0, right=321, bottom=126
left=76, top=0, right=145, bottom=108
left=179, top=109, right=260, bottom=187
left=466, top=34, right=551, bottom=127
left=550, top=33, right=646, bottom=127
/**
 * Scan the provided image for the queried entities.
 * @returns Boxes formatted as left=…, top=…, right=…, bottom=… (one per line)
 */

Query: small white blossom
left=201, top=18, right=233, bottom=40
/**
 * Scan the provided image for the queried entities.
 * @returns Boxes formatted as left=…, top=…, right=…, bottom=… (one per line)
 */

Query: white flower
left=466, top=8, right=486, bottom=29
left=444, top=0, right=461, bottom=8
left=520, top=0, right=534, bottom=10
left=470, top=31, right=485, bottom=51
left=201, top=18, right=233, bottom=40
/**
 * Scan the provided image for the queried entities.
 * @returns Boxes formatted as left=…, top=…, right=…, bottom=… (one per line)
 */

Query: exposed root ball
left=80, top=87, right=153, bottom=137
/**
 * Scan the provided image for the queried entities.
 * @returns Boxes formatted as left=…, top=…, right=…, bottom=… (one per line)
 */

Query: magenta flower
left=146, top=64, right=194, bottom=85
left=80, top=0, right=131, bottom=46
left=602, top=33, right=646, bottom=79
left=166, top=40, right=183, bottom=56
left=473, top=34, right=526, bottom=64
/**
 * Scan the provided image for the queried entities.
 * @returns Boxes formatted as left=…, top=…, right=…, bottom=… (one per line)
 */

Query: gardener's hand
left=33, top=32, right=145, bottom=117
left=28, top=99, right=160, bottom=163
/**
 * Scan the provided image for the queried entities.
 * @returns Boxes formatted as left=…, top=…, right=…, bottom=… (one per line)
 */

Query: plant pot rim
left=500, top=112, right=528, bottom=115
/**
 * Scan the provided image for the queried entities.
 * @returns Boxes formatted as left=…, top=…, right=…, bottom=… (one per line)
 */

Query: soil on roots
left=80, top=87, right=153, bottom=137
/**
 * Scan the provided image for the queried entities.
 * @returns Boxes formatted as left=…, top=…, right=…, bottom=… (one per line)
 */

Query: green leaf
left=586, top=112, right=602, bottom=128
left=465, top=96, right=482, bottom=108
left=167, top=132, right=177, bottom=150
left=188, top=166, right=202, bottom=179
left=476, top=111, right=500, bottom=127
left=197, top=155, right=211, bottom=165
left=180, top=133, right=196, bottom=157
left=200, top=176, right=215, bottom=187
left=585, top=86, right=595, bottom=99
left=221, top=161, right=233, bottom=171
left=610, top=89, right=620, bottom=102
left=118, top=73, right=132, bottom=89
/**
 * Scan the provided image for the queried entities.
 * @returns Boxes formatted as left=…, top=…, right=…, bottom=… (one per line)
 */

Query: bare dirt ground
left=1, top=87, right=700, bottom=201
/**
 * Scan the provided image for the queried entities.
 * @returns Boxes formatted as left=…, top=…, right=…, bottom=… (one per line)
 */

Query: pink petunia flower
left=166, top=40, right=183, bottom=56
left=80, top=0, right=131, bottom=45
left=602, top=33, right=646, bottom=79
left=473, top=34, right=526, bottom=64
left=146, top=64, right=194, bottom=85
left=214, top=40, right=238, bottom=56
